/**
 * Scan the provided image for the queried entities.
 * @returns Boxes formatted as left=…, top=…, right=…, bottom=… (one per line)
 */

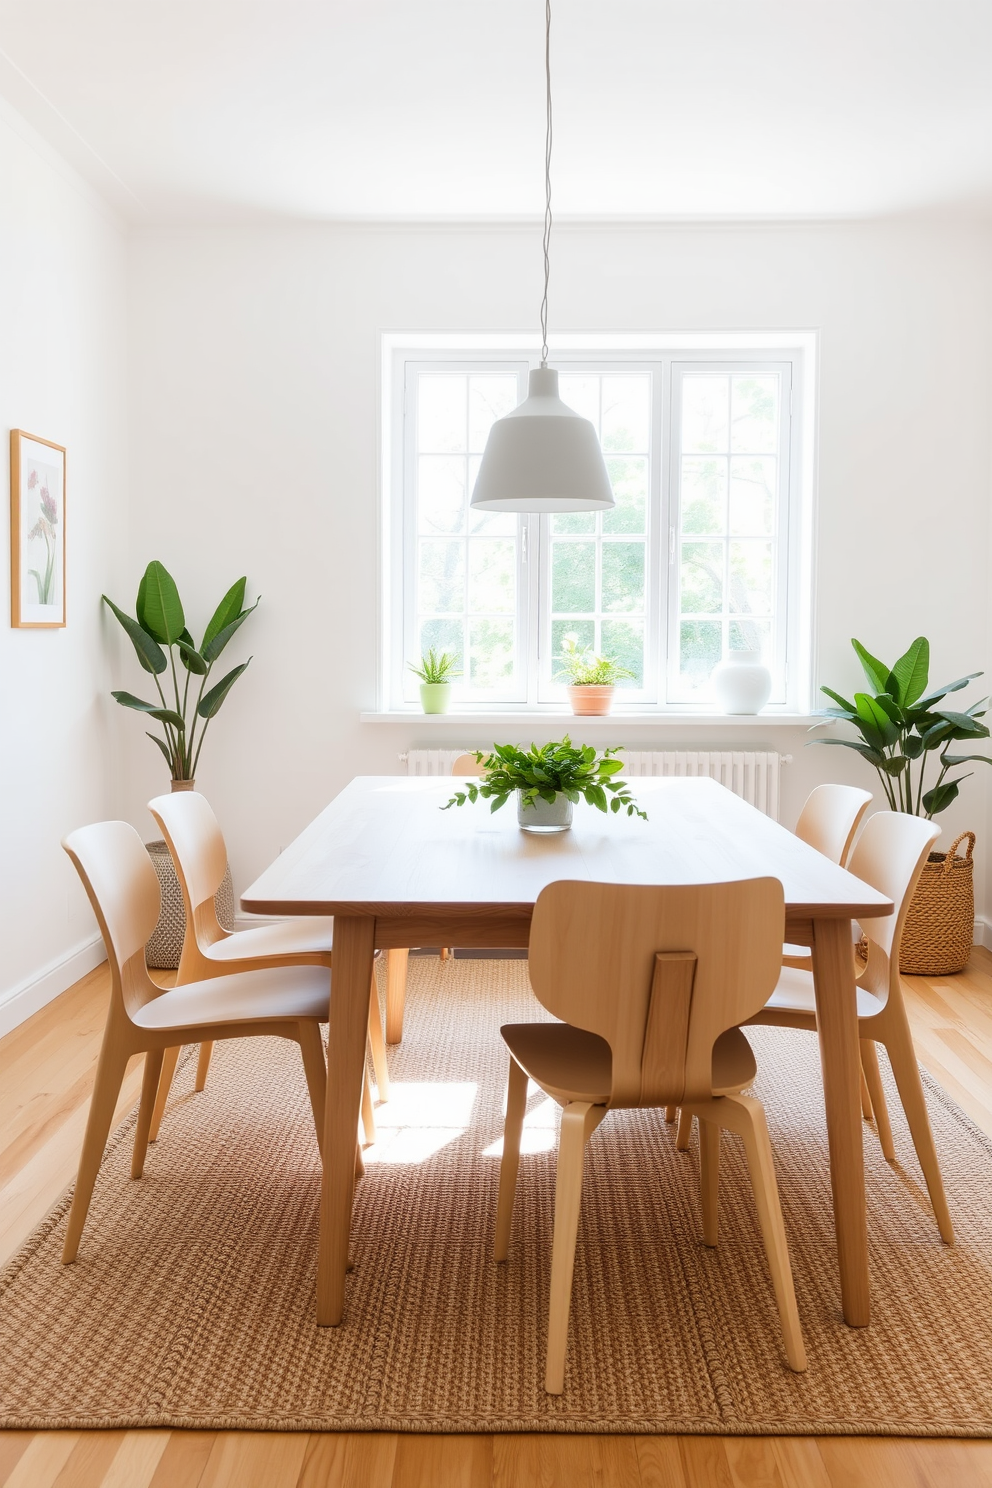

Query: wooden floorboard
left=3, top=951, right=992, bottom=1486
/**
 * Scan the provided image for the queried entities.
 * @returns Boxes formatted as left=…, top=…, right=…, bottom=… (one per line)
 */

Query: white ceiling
left=1, top=1, right=991, bottom=225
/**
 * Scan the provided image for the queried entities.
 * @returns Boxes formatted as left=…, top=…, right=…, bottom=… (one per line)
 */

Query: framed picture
left=10, top=429, right=66, bottom=628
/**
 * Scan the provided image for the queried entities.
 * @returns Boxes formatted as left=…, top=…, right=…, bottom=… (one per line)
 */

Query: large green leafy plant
left=811, top=636, right=990, bottom=818
left=443, top=739, right=647, bottom=819
left=103, top=560, right=258, bottom=782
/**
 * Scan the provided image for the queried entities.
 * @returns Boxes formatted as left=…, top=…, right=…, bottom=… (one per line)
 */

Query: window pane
left=552, top=541, right=596, bottom=612
left=729, top=540, right=773, bottom=615
left=601, top=376, right=649, bottom=453
left=468, top=376, right=517, bottom=451
left=557, top=375, right=600, bottom=426
left=680, top=541, right=723, bottom=613
left=419, top=617, right=463, bottom=675
left=419, top=456, right=466, bottom=534
left=551, top=510, right=596, bottom=536
left=602, top=542, right=645, bottom=613
left=468, top=618, right=515, bottom=690
left=729, top=457, right=775, bottom=535
left=731, top=375, right=778, bottom=454
left=681, top=458, right=726, bottom=534
left=419, top=539, right=464, bottom=613
left=682, top=375, right=729, bottom=454
left=603, top=456, right=647, bottom=534
left=602, top=618, right=644, bottom=687
left=552, top=619, right=594, bottom=669
left=679, top=621, right=722, bottom=692
left=419, top=376, right=465, bottom=453
left=730, top=618, right=771, bottom=658
left=468, top=539, right=515, bottom=614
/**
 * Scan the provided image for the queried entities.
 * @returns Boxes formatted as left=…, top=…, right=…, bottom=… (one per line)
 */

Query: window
left=384, top=338, right=811, bottom=713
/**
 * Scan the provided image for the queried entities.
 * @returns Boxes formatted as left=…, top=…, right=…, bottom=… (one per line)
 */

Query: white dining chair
left=495, top=877, right=806, bottom=1393
left=61, top=820, right=333, bottom=1263
left=745, top=810, right=954, bottom=1244
left=146, top=791, right=386, bottom=1145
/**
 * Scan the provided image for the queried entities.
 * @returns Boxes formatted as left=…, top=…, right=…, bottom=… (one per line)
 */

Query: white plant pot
left=516, top=790, right=573, bottom=833
left=711, top=651, right=772, bottom=715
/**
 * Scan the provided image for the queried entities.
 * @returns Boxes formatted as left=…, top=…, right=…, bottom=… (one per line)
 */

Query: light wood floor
left=5, top=953, right=992, bottom=1488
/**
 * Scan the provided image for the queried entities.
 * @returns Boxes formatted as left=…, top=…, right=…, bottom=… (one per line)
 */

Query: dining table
left=241, top=773, right=894, bottom=1330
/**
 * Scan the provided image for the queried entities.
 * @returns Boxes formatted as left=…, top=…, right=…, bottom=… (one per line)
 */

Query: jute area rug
left=3, top=956, right=992, bottom=1435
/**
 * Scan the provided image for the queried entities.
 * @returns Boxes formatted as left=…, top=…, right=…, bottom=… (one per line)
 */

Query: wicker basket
left=145, top=840, right=235, bottom=970
left=899, top=830, right=976, bottom=976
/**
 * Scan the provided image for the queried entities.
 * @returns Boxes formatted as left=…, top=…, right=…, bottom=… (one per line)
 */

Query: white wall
left=0, top=102, right=128, bottom=1032
left=124, top=221, right=992, bottom=918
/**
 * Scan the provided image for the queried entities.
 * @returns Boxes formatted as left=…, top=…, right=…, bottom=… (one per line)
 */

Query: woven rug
left=3, top=957, right=992, bottom=1435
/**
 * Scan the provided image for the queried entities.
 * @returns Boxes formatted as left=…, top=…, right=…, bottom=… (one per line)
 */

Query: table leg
left=318, top=914, right=375, bottom=1326
left=811, top=915, right=870, bottom=1327
left=386, top=948, right=409, bottom=1045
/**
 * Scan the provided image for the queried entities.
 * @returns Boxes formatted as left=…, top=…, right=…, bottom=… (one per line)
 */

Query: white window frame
left=380, top=333, right=816, bottom=717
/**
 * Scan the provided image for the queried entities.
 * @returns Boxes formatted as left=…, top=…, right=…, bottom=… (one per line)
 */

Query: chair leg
left=361, top=1066, right=377, bottom=1146
left=675, top=1106, right=693, bottom=1150
left=367, top=976, right=390, bottom=1101
left=195, top=1041, right=214, bottom=1092
left=880, top=1011, right=955, bottom=1244
left=355, top=1140, right=365, bottom=1178
left=298, top=1022, right=328, bottom=1159
left=861, top=1038, right=895, bottom=1161
left=859, top=1063, right=873, bottom=1122
left=440, top=946, right=449, bottom=961
left=698, top=1116, right=720, bottom=1247
left=148, top=1044, right=182, bottom=1143
left=131, top=1047, right=164, bottom=1179
left=495, top=1057, right=529, bottom=1262
left=546, top=1102, right=602, bottom=1394
left=63, top=1038, right=131, bottom=1264
left=713, top=1093, right=806, bottom=1372
left=386, top=948, right=409, bottom=1045
left=664, top=1105, right=676, bottom=1123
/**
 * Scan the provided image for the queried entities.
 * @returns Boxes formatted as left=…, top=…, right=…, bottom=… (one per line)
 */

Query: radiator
left=402, top=747, right=788, bottom=820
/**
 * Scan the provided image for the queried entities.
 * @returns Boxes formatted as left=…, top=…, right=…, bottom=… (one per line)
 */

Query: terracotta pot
left=171, top=778, right=196, bottom=792
left=567, top=684, right=615, bottom=716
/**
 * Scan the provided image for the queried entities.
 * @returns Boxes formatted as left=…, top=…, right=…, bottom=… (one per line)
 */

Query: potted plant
left=443, top=738, right=647, bottom=833
left=811, top=635, right=991, bottom=974
left=103, top=559, right=259, bottom=789
left=410, top=648, right=460, bottom=713
left=556, top=634, right=634, bottom=716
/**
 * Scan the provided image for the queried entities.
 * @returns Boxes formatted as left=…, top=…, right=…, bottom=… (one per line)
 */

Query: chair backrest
left=62, top=821, right=160, bottom=1021
left=795, top=784, right=873, bottom=867
left=528, top=878, right=785, bottom=1107
left=848, top=812, right=940, bottom=986
left=147, top=791, right=229, bottom=956
left=451, top=753, right=481, bottom=776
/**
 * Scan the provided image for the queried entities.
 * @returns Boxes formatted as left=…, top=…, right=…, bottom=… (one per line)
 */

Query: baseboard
left=974, top=917, right=992, bottom=952
left=0, top=934, right=106, bottom=1040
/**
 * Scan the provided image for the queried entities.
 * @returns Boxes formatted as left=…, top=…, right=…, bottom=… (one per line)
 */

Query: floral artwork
left=10, top=431, right=65, bottom=627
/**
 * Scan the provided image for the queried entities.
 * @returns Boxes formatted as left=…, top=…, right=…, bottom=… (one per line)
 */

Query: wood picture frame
left=10, top=429, right=66, bottom=628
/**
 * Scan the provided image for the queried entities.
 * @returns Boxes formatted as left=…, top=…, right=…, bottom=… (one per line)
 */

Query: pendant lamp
left=470, top=0, right=614, bottom=514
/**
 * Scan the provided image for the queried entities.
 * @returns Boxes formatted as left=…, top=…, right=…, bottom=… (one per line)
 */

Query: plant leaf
left=854, top=692, right=898, bottom=748
left=820, top=685, right=857, bottom=713
left=851, top=638, right=890, bottom=694
left=878, top=756, right=909, bottom=775
left=923, top=777, right=969, bottom=817
left=177, top=634, right=209, bottom=675
left=145, top=732, right=174, bottom=766
left=940, top=753, right=992, bottom=767
left=887, top=636, right=929, bottom=706
left=197, top=660, right=251, bottom=718
left=903, top=734, right=925, bottom=759
left=936, top=709, right=986, bottom=732
left=201, top=577, right=247, bottom=651
left=102, top=596, right=167, bottom=675
left=136, top=560, right=185, bottom=644
left=201, top=598, right=260, bottom=664
left=915, top=673, right=983, bottom=710
left=111, top=690, right=185, bottom=729
left=808, top=738, right=886, bottom=766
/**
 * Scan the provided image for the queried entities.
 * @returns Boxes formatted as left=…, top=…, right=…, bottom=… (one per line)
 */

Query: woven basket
left=899, top=830, right=976, bottom=976
left=145, top=840, right=235, bottom=970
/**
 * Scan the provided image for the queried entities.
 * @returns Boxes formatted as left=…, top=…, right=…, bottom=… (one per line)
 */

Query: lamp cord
left=539, top=0, right=552, bottom=368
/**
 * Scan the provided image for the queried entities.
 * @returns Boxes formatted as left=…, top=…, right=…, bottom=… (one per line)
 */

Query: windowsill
left=361, top=709, right=822, bottom=727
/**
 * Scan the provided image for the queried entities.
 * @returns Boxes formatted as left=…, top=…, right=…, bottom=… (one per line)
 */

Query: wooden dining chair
left=781, top=785, right=873, bottom=969
left=495, top=877, right=806, bottom=1393
left=388, top=750, right=485, bottom=1025
left=146, top=791, right=387, bottom=1144
left=744, top=810, right=954, bottom=1244
left=61, top=820, right=332, bottom=1263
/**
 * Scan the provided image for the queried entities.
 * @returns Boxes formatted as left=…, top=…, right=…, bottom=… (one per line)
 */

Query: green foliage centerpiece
left=103, top=560, right=259, bottom=785
left=443, top=739, right=647, bottom=833
left=811, top=636, right=990, bottom=818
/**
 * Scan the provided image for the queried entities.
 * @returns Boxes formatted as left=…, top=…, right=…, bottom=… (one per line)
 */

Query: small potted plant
left=410, top=648, right=460, bottom=714
left=556, top=634, right=634, bottom=716
left=443, top=738, right=647, bottom=833
left=812, top=635, right=991, bottom=974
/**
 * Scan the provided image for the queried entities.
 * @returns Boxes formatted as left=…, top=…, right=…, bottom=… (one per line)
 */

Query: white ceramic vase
left=711, top=650, right=772, bottom=715
left=516, top=791, right=573, bottom=833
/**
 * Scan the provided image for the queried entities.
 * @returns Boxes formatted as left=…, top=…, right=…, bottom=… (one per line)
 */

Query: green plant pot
left=420, top=682, right=452, bottom=714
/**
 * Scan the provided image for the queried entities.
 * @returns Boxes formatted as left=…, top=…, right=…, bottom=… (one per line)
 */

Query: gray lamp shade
left=469, top=367, right=615, bottom=513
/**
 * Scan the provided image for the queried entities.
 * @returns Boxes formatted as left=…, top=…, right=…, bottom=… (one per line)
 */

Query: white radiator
left=402, top=747, right=788, bottom=820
